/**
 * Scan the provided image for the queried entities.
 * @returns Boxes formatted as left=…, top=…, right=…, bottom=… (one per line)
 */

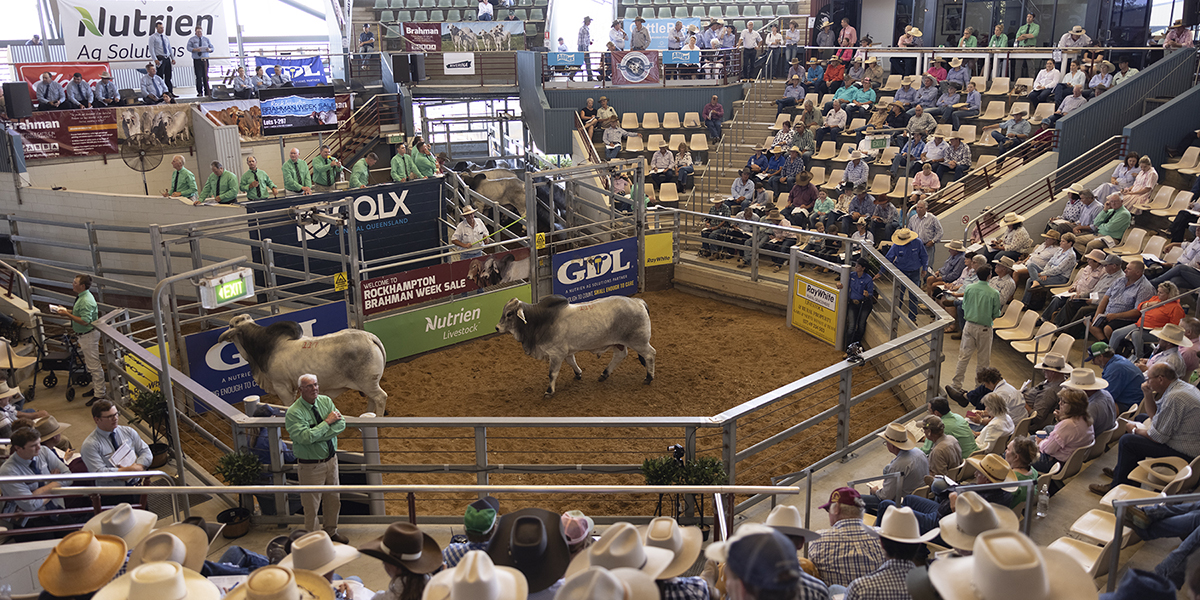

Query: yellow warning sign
left=334, top=272, right=349, bottom=292
left=535, top=232, right=546, bottom=250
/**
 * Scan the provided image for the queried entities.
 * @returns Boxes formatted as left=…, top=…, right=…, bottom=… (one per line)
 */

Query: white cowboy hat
left=0, top=380, right=19, bottom=399
left=704, top=523, right=778, bottom=563
left=93, top=561, right=220, bottom=600
left=39, top=531, right=128, bottom=597
left=562, top=510, right=595, bottom=546
left=555, top=566, right=660, bottom=600
left=928, top=530, right=1097, bottom=600
left=876, top=422, right=920, bottom=450
left=944, top=240, right=965, bottom=251
left=994, top=256, right=1016, bottom=270
left=1067, top=182, right=1087, bottom=194
left=1084, top=249, right=1109, bottom=262
left=1136, top=457, right=1189, bottom=486
left=82, top=503, right=159, bottom=547
left=279, top=530, right=361, bottom=576
left=1033, top=352, right=1072, bottom=374
left=966, top=454, right=1019, bottom=491
left=426, top=550, right=529, bottom=600
left=764, top=505, right=821, bottom=542
left=223, top=566, right=334, bottom=600
left=891, top=228, right=919, bottom=247
left=1070, top=25, right=1086, bottom=35
left=128, top=525, right=210, bottom=573
left=876, top=506, right=940, bottom=543
left=937, top=491, right=1020, bottom=552
left=949, top=57, right=963, bottom=67
left=1062, top=368, right=1108, bottom=391
left=849, top=150, right=864, bottom=160
left=566, top=522, right=673, bottom=579
left=909, top=28, right=923, bottom=37
left=637, top=517, right=703, bottom=579
left=1150, top=322, right=1193, bottom=348
left=461, top=206, right=478, bottom=216
left=1001, top=212, right=1025, bottom=225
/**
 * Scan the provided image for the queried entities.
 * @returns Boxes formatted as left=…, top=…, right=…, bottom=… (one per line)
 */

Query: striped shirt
left=809, top=519, right=885, bottom=587
left=657, top=577, right=712, bottom=600
left=1147, top=380, right=1200, bottom=457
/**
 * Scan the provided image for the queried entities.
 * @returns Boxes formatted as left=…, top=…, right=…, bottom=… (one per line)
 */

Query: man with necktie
left=149, top=21, right=176, bottom=94
left=34, top=72, right=69, bottom=111
left=312, top=145, right=342, bottom=192
left=139, top=63, right=172, bottom=105
left=270, top=65, right=292, bottom=88
left=79, top=400, right=152, bottom=504
left=52, top=274, right=106, bottom=403
left=160, top=155, right=198, bottom=201
left=350, top=153, right=377, bottom=188
left=65, top=73, right=93, bottom=109
left=186, top=26, right=213, bottom=97
left=92, top=72, right=120, bottom=108
left=198, top=160, right=239, bottom=204
left=283, top=147, right=313, bottom=196
left=240, top=155, right=278, bottom=201
left=0, top=426, right=78, bottom=539
left=285, top=374, right=349, bottom=543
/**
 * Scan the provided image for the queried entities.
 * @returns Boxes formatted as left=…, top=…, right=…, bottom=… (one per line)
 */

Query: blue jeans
left=677, top=165, right=694, bottom=187
left=1129, top=501, right=1200, bottom=588
left=951, top=108, right=979, bottom=130
left=1151, top=263, right=1200, bottom=291
left=204, top=546, right=271, bottom=576
left=900, top=269, right=922, bottom=320
left=937, top=162, right=968, bottom=182
left=814, top=126, right=842, bottom=145
left=879, top=495, right=942, bottom=532
left=1021, top=263, right=1068, bottom=305
left=706, top=117, right=722, bottom=140
left=605, top=144, right=621, bottom=160
left=479, top=13, right=493, bottom=20
left=776, top=97, right=800, bottom=114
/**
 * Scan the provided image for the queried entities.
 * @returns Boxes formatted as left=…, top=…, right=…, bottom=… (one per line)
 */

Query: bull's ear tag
left=517, top=307, right=527, bottom=323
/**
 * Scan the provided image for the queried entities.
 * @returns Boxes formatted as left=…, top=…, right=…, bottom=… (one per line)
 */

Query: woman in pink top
left=1124, top=155, right=1159, bottom=211
left=925, top=58, right=947, bottom=82
left=1032, top=389, right=1094, bottom=479
left=909, top=162, right=940, bottom=204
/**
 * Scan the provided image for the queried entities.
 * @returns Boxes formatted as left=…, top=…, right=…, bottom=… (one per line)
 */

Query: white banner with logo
left=57, top=0, right=231, bottom=66
left=443, top=52, right=476, bottom=76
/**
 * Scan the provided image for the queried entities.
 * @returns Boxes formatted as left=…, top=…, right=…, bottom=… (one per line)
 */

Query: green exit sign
left=199, top=267, right=255, bottom=309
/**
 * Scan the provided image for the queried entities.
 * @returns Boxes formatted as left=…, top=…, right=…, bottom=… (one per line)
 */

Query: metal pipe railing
left=1109, top=492, right=1200, bottom=590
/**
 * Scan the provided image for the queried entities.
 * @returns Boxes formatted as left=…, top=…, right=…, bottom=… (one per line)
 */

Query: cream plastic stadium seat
left=1029, top=103, right=1055, bottom=125
left=1010, top=322, right=1055, bottom=353
left=770, top=114, right=791, bottom=131
left=808, top=166, right=827, bottom=186
left=832, top=144, right=856, bottom=163
left=842, top=119, right=866, bottom=136
left=880, top=74, right=902, bottom=92
left=625, top=135, right=644, bottom=153
left=645, top=134, right=667, bottom=151
left=957, top=125, right=978, bottom=142
left=1109, top=228, right=1147, bottom=256
left=986, top=77, right=1010, bottom=96
left=978, top=131, right=999, bottom=147
left=977, top=101, right=1007, bottom=121
left=1012, top=410, right=1037, bottom=438
left=1047, top=535, right=1117, bottom=578
left=642, top=113, right=661, bottom=129
left=621, top=113, right=639, bottom=129
left=996, top=311, right=1039, bottom=341
left=1163, top=245, right=1185, bottom=264
left=1014, top=77, right=1034, bottom=89
left=812, top=142, right=838, bottom=161
left=869, top=174, right=892, bottom=196
left=1050, top=441, right=1094, bottom=485
left=1100, top=466, right=1191, bottom=507
left=1086, top=424, right=1119, bottom=461
left=682, top=112, right=701, bottom=128
left=1141, top=236, right=1168, bottom=259
left=822, top=171, right=845, bottom=191
left=763, top=136, right=776, bottom=150
left=775, top=192, right=789, bottom=208
left=668, top=134, right=686, bottom=151
left=893, top=178, right=913, bottom=196
left=1163, top=146, right=1200, bottom=172
left=658, top=183, right=679, bottom=204
left=689, top=133, right=709, bottom=152
left=878, top=146, right=900, bottom=166
left=819, top=94, right=833, bottom=107
left=1049, top=270, right=1080, bottom=294
left=1025, top=333, right=1073, bottom=364
left=662, top=112, right=681, bottom=129
left=804, top=93, right=818, bottom=106
left=935, top=123, right=954, bottom=138
left=1151, top=192, right=1192, bottom=218
left=1141, top=187, right=1176, bottom=212
left=970, top=76, right=987, bottom=92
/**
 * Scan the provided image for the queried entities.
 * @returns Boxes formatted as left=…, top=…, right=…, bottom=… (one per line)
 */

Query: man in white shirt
left=1026, top=59, right=1061, bottom=112
left=1058, top=25, right=1092, bottom=48
left=740, top=22, right=762, bottom=81
left=452, top=206, right=489, bottom=259
left=815, top=100, right=847, bottom=144
left=920, top=133, right=949, bottom=172
left=649, top=141, right=675, bottom=187
left=1043, top=85, right=1087, bottom=127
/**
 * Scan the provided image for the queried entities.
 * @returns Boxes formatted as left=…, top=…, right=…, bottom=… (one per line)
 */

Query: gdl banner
left=58, top=0, right=231, bottom=64
left=253, top=56, right=328, bottom=87
left=551, top=237, right=639, bottom=302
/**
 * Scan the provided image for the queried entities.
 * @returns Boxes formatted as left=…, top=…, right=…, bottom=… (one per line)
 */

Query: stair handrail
left=302, top=94, right=391, bottom=165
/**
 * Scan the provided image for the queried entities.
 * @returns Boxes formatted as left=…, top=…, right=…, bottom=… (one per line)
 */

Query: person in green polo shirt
left=412, top=141, right=436, bottom=178
left=1014, top=13, right=1040, bottom=77
left=282, top=147, right=312, bottom=196
left=922, top=396, right=979, bottom=459
left=312, top=145, right=342, bottom=192
left=160, top=155, right=197, bottom=201
left=284, top=373, right=348, bottom=543
left=197, top=161, right=239, bottom=204
left=349, top=153, right=377, bottom=188
left=52, top=274, right=106, bottom=403
left=390, top=143, right=413, bottom=182
left=239, top=155, right=278, bottom=201
left=951, top=264, right=1003, bottom=390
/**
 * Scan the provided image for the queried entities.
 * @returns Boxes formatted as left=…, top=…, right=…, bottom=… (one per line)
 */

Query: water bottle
left=0, top=583, right=12, bottom=600
left=1036, top=483, right=1050, bottom=518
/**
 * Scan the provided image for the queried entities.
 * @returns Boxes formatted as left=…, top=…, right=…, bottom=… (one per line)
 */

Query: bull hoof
left=644, top=375, right=654, bottom=385
left=574, top=372, right=583, bottom=380
left=545, top=387, right=554, bottom=396
left=598, top=372, right=610, bottom=382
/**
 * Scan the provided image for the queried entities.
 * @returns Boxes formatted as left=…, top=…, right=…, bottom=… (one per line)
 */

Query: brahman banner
left=552, top=237, right=639, bottom=302
left=16, top=61, right=112, bottom=103
left=401, top=21, right=526, bottom=52
left=184, top=301, right=348, bottom=404
left=611, top=51, right=661, bottom=85
left=114, top=103, right=194, bottom=148
left=57, top=0, right=231, bottom=65
left=365, top=286, right=532, bottom=361
left=11, top=109, right=119, bottom=160
left=361, top=248, right=530, bottom=315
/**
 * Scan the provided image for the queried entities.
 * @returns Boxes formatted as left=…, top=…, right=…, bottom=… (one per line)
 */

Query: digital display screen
left=258, top=85, right=339, bottom=136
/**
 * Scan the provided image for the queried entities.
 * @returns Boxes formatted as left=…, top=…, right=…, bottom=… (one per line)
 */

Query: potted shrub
left=640, top=455, right=683, bottom=518
left=213, top=449, right=262, bottom=538
left=127, top=387, right=172, bottom=468
left=682, top=457, right=727, bottom=541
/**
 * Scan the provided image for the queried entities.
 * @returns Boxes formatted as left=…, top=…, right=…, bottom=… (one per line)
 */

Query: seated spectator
left=782, top=170, right=818, bottom=226
left=1110, top=282, right=1185, bottom=359
left=892, top=77, right=919, bottom=108
left=1089, top=341, right=1149, bottom=411
left=763, top=147, right=787, bottom=186
left=1111, top=153, right=1141, bottom=189
left=938, top=134, right=971, bottom=181
left=649, top=141, right=676, bottom=187
left=0, top=426, right=79, bottom=540
left=1124, top=501, right=1200, bottom=589
left=972, top=392, right=1015, bottom=451
left=892, top=131, right=927, bottom=178
left=811, top=188, right=835, bottom=228
left=141, top=64, right=174, bottom=104
left=984, top=212, right=1032, bottom=263
left=950, top=81, right=982, bottom=130
left=792, top=121, right=816, bottom=161
left=1024, top=352, right=1072, bottom=432
left=1137, top=321, right=1192, bottom=379
left=1053, top=60, right=1087, bottom=107
left=1003, top=435, right=1042, bottom=507
left=231, top=66, right=255, bottom=100
left=938, top=254, right=984, bottom=325
left=1054, top=188, right=1101, bottom=235
left=710, top=204, right=759, bottom=259
left=990, top=256, right=1018, bottom=305
left=699, top=202, right=734, bottom=257
left=870, top=195, right=900, bottom=244
left=746, top=181, right=773, bottom=216
left=859, top=423, right=930, bottom=515
left=562, top=510, right=595, bottom=558
left=1089, top=259, right=1155, bottom=342
left=269, top=65, right=292, bottom=87
left=843, top=79, right=877, bottom=121
left=674, top=142, right=695, bottom=188
left=772, top=121, right=796, bottom=149
left=936, top=491, right=1022, bottom=557
left=33, top=72, right=72, bottom=111
left=919, top=132, right=950, bottom=175
left=949, top=365, right=1022, bottom=415
left=798, top=99, right=823, bottom=131
left=1042, top=85, right=1087, bottom=128
left=1033, top=389, right=1096, bottom=492
left=857, top=102, right=909, bottom=145
left=64, top=72, right=94, bottom=109
left=839, top=153, right=869, bottom=195
left=596, top=96, right=617, bottom=123
left=809, top=487, right=885, bottom=587
left=442, top=496, right=500, bottom=567
left=814, top=101, right=848, bottom=145
left=359, top=522, right=442, bottom=599
left=759, top=210, right=799, bottom=271
left=1112, top=57, right=1139, bottom=86
left=1085, top=60, right=1114, bottom=98
left=0, top=381, right=48, bottom=437
left=924, top=58, right=947, bottom=82
left=772, top=146, right=805, bottom=195
left=1026, top=59, right=1062, bottom=111
left=1123, top=156, right=1160, bottom=213
left=746, top=146, right=769, bottom=177
left=921, top=415, right=962, bottom=479
left=602, top=118, right=640, bottom=160
left=251, top=66, right=271, bottom=92
left=640, top=516, right=713, bottom=599
left=850, top=216, right=875, bottom=247
left=579, top=97, right=598, bottom=139
left=729, top=169, right=756, bottom=210
left=881, top=454, right=1017, bottom=535
left=905, top=76, right=940, bottom=117
left=1166, top=183, right=1200, bottom=242
left=924, top=83, right=960, bottom=123
left=945, top=57, right=970, bottom=89
left=982, top=110, right=1031, bottom=154
left=842, top=507, right=930, bottom=600
left=1062, top=368, right=1118, bottom=440
left=81, top=399, right=152, bottom=488
left=802, top=57, right=825, bottom=90
left=775, top=75, right=805, bottom=115
left=1021, top=231, right=1076, bottom=305
left=841, top=185, right=875, bottom=232
left=92, top=71, right=120, bottom=108
left=817, top=56, right=845, bottom=95
left=924, top=239, right=966, bottom=301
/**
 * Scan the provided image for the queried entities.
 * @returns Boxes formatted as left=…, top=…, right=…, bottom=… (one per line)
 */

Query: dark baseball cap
left=818, top=486, right=862, bottom=510
left=726, top=530, right=802, bottom=591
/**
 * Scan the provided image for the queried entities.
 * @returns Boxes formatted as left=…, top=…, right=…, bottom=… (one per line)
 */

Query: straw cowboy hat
left=849, top=150, right=864, bottom=160
left=1041, top=229, right=1061, bottom=240
left=425, top=550, right=529, bottom=600
left=892, top=228, right=919, bottom=247
left=928, top=529, right=1097, bottom=600
left=1067, top=182, right=1088, bottom=194
left=937, top=491, right=1019, bottom=552
left=280, top=531, right=361, bottom=575
left=790, top=74, right=801, bottom=81
left=1101, top=60, right=1115, bottom=71
left=791, top=58, right=801, bottom=65
left=808, top=58, right=821, bottom=65
left=966, top=454, right=1019, bottom=491
left=129, top=524, right=210, bottom=573
left=704, top=522, right=774, bottom=563
left=1151, top=322, right=1193, bottom=348
left=34, top=414, right=71, bottom=442
left=865, top=56, right=878, bottom=64
left=819, top=19, right=831, bottom=28
left=1137, top=457, right=1189, bottom=486
left=909, top=28, right=923, bottom=37
left=876, top=506, right=940, bottom=543
left=566, top=522, right=673, bottom=580
left=994, top=256, right=1016, bottom=270
left=877, top=422, right=920, bottom=450
left=562, top=510, right=595, bottom=546
left=1084, top=248, right=1109, bottom=262
left=945, top=240, right=965, bottom=252
left=636, top=517, right=703, bottom=579
left=82, top=503, right=159, bottom=547
left=949, top=57, right=963, bottom=67
left=1033, top=352, right=1072, bottom=374
left=0, top=380, right=19, bottom=399
left=461, top=205, right=478, bottom=217
left=764, top=209, right=785, bottom=222
left=489, top=508, right=572, bottom=592
left=359, top=522, right=443, bottom=574
left=223, top=566, right=334, bottom=600
left=1070, top=25, right=1086, bottom=35
left=901, top=76, right=915, bottom=85
left=557, top=567, right=660, bottom=600
left=1001, top=212, right=1025, bottom=225
left=764, top=505, right=820, bottom=541
left=94, top=561, right=220, bottom=600
left=1173, top=18, right=1187, bottom=28
left=1062, top=368, right=1109, bottom=391
left=39, top=531, right=128, bottom=597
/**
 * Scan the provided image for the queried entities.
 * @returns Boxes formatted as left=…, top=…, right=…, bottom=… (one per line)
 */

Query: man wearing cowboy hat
left=936, top=491, right=1020, bottom=556
left=843, top=507, right=935, bottom=600
left=91, top=71, right=121, bottom=108
left=815, top=100, right=847, bottom=145
left=1025, top=352, right=1073, bottom=432
left=802, top=57, right=824, bottom=87
left=859, top=423, right=929, bottom=515
left=981, top=110, right=1031, bottom=154
left=839, top=149, right=868, bottom=194
left=834, top=257, right=874, bottom=346
left=1088, top=341, right=1145, bottom=410
left=637, top=516, right=714, bottom=599
left=451, top=205, right=489, bottom=261
left=844, top=77, right=877, bottom=121
left=1052, top=186, right=1101, bottom=235
left=945, top=58, right=970, bottom=90
left=776, top=75, right=805, bottom=115
left=40, top=530, right=131, bottom=598
left=929, top=529, right=1097, bottom=600
left=1164, top=19, right=1195, bottom=50
left=886, top=227, right=929, bottom=320
left=649, top=141, right=676, bottom=189
left=809, top=487, right=884, bottom=586
left=870, top=195, right=900, bottom=244
left=444, top=496, right=501, bottom=567
left=919, top=132, right=950, bottom=174
left=491, top=508, right=575, bottom=595
left=567, top=521, right=671, bottom=597
left=817, top=55, right=845, bottom=94
left=1091, top=361, right=1200, bottom=496
left=923, top=239, right=965, bottom=297
left=279, top=530, right=361, bottom=582
left=951, top=264, right=1001, bottom=390
left=558, top=564, right=656, bottom=600
left=787, top=57, right=804, bottom=81
left=1059, top=25, right=1092, bottom=48
left=756, top=209, right=799, bottom=271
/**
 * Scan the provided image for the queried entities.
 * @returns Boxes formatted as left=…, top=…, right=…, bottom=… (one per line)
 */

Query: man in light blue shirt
left=64, top=73, right=93, bottom=109
left=34, top=72, right=69, bottom=111
left=892, top=77, right=918, bottom=107
left=945, top=58, right=971, bottom=89
left=730, top=170, right=756, bottom=210
left=0, top=426, right=76, bottom=535
left=950, top=81, right=982, bottom=130
left=92, top=72, right=120, bottom=108
left=925, top=86, right=961, bottom=124
left=984, top=111, right=1031, bottom=153
left=148, top=21, right=175, bottom=94
left=140, top=63, right=172, bottom=104
left=269, top=65, right=292, bottom=87
left=232, top=66, right=255, bottom=99
left=186, top=26, right=213, bottom=97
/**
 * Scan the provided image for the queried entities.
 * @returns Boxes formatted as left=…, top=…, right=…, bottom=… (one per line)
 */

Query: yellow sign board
left=791, top=274, right=839, bottom=346
left=643, top=232, right=674, bottom=267
left=535, top=232, right=546, bottom=250
left=334, top=272, right=349, bottom=292
left=123, top=343, right=167, bottom=390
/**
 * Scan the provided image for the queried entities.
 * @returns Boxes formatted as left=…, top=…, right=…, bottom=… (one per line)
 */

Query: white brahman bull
left=217, top=315, right=389, bottom=414
left=495, top=295, right=655, bottom=396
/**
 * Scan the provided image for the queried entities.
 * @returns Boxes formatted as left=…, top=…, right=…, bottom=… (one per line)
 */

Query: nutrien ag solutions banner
left=57, top=0, right=231, bottom=65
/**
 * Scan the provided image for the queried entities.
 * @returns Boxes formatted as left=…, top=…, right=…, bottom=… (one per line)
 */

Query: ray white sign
left=443, top=52, right=476, bottom=76
left=57, top=0, right=231, bottom=65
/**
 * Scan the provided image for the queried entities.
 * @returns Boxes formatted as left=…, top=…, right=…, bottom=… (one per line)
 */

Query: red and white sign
left=16, top=62, right=113, bottom=103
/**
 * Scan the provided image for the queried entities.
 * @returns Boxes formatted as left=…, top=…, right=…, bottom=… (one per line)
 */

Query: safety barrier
left=922, top=127, right=1057, bottom=216
left=1108, top=491, right=1200, bottom=590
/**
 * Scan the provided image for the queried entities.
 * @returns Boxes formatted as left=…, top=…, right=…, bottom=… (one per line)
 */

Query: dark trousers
left=194, top=58, right=210, bottom=96
left=1111, top=432, right=1194, bottom=487
left=847, top=298, right=873, bottom=346
left=742, top=48, right=757, bottom=80
left=156, top=55, right=174, bottom=94
left=94, top=98, right=121, bottom=108
left=1026, top=88, right=1053, bottom=111
left=234, top=88, right=255, bottom=100
left=937, top=163, right=967, bottom=182
left=1169, top=210, right=1199, bottom=242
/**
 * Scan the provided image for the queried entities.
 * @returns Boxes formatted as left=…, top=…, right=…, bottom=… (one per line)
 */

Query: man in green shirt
left=239, top=155, right=278, bottom=201
left=412, top=142, right=436, bottom=178
left=1079, top=193, right=1132, bottom=252
left=350, top=152, right=377, bottom=188
left=1014, top=14, right=1040, bottom=77
left=951, top=265, right=1002, bottom=389
left=390, top=143, right=413, bottom=182
left=284, top=373, right=348, bottom=543
left=53, top=274, right=106, bottom=402
left=922, top=396, right=979, bottom=459
left=160, top=155, right=197, bottom=201
left=312, top=145, right=342, bottom=193
left=197, top=161, right=239, bottom=204
left=282, top=147, right=312, bottom=196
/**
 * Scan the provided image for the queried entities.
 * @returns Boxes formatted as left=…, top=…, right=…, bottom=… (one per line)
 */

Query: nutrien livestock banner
left=57, top=0, right=231, bottom=65
left=11, top=108, right=119, bottom=160
left=360, top=247, right=531, bottom=315
left=365, top=286, right=531, bottom=361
